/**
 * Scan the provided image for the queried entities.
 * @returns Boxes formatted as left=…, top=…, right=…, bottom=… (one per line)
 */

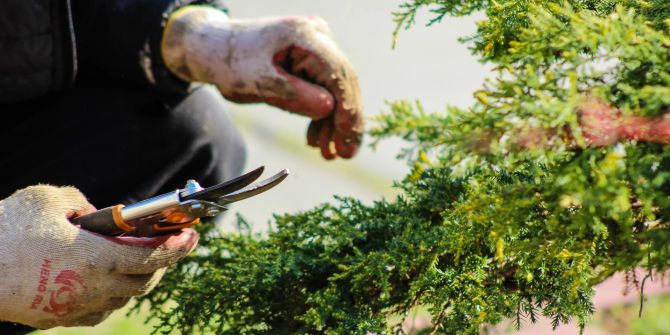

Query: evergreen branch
left=136, top=1, right=670, bottom=334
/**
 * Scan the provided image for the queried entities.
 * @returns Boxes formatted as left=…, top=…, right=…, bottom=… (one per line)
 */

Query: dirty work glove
left=0, top=185, right=198, bottom=329
left=161, top=6, right=364, bottom=160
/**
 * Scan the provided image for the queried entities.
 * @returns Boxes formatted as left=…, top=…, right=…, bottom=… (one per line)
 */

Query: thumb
left=261, top=52, right=335, bottom=120
left=93, top=228, right=199, bottom=275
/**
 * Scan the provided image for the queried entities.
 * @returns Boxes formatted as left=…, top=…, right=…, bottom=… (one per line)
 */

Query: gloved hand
left=514, top=98, right=670, bottom=150
left=580, top=98, right=670, bottom=146
left=161, top=6, right=363, bottom=160
left=0, top=185, right=198, bottom=329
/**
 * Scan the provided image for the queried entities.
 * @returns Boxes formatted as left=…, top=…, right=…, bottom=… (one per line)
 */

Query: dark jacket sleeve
left=71, top=0, right=228, bottom=95
left=0, top=0, right=76, bottom=103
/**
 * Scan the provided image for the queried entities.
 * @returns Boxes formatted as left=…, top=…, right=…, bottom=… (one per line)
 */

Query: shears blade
left=217, top=169, right=289, bottom=205
left=181, top=166, right=265, bottom=202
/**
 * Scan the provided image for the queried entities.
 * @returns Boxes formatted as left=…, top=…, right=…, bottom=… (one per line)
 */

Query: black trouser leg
left=0, top=84, right=246, bottom=207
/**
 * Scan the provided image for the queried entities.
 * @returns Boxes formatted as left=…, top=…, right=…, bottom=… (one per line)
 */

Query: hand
left=579, top=98, right=622, bottom=146
left=0, top=185, right=198, bottom=329
left=579, top=98, right=670, bottom=146
left=512, top=98, right=670, bottom=150
left=161, top=7, right=363, bottom=159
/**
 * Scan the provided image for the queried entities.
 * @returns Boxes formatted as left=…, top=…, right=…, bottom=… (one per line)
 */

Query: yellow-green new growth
left=138, top=1, right=670, bottom=334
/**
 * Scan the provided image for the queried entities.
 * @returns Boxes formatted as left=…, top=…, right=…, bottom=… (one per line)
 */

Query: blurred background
left=36, top=1, right=670, bottom=334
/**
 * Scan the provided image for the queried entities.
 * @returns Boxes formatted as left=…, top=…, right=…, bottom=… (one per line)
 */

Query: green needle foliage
left=137, top=1, right=670, bottom=334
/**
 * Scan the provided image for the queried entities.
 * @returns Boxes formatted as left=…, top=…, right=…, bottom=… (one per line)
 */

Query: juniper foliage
left=138, top=1, right=670, bottom=334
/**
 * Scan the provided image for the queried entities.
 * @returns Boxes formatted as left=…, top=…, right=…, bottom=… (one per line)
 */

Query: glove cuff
left=161, top=6, right=230, bottom=83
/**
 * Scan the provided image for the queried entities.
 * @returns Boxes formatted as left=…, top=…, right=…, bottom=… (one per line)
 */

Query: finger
left=318, top=121, right=336, bottom=160
left=103, top=269, right=166, bottom=297
left=263, top=71, right=334, bottom=119
left=287, top=46, right=364, bottom=157
left=307, top=120, right=322, bottom=147
left=328, top=68, right=364, bottom=156
left=333, top=130, right=361, bottom=159
left=266, top=50, right=335, bottom=119
left=578, top=98, right=621, bottom=146
left=97, top=228, right=199, bottom=275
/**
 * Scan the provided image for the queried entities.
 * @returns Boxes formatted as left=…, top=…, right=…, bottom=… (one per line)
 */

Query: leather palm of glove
left=0, top=186, right=198, bottom=329
left=161, top=6, right=364, bottom=160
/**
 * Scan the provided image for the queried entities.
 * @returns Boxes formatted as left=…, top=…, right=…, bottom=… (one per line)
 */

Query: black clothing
left=0, top=83, right=246, bottom=207
left=1, top=324, right=31, bottom=335
left=0, top=0, right=228, bottom=102
left=0, top=0, right=243, bottom=333
left=71, top=0, right=228, bottom=94
left=0, top=0, right=76, bottom=102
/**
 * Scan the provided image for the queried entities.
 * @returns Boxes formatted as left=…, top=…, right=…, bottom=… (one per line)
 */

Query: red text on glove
left=29, top=258, right=52, bottom=309
left=29, top=258, right=87, bottom=317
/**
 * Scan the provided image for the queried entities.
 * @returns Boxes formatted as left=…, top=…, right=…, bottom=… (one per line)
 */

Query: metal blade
left=217, top=169, right=289, bottom=205
left=182, top=166, right=265, bottom=202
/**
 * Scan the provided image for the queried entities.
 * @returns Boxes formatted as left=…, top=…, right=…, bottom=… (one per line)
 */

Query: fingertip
left=335, top=141, right=358, bottom=159
left=319, top=122, right=336, bottom=160
left=333, top=132, right=360, bottom=159
left=321, top=145, right=337, bottom=160
left=167, top=228, right=199, bottom=255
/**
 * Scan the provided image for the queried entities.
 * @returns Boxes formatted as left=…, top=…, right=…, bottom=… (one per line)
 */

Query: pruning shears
left=73, top=166, right=289, bottom=237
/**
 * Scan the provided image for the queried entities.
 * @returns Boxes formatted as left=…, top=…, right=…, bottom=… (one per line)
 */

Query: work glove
left=0, top=185, right=198, bottom=329
left=161, top=6, right=363, bottom=160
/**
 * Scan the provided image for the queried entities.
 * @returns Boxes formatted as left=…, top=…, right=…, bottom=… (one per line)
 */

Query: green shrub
left=137, top=2, right=670, bottom=334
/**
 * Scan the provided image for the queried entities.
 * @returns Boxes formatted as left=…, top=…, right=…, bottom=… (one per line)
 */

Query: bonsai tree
left=137, top=1, right=670, bottom=334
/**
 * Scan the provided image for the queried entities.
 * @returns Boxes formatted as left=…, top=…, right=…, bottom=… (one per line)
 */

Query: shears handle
left=73, top=205, right=129, bottom=235
left=73, top=205, right=199, bottom=237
